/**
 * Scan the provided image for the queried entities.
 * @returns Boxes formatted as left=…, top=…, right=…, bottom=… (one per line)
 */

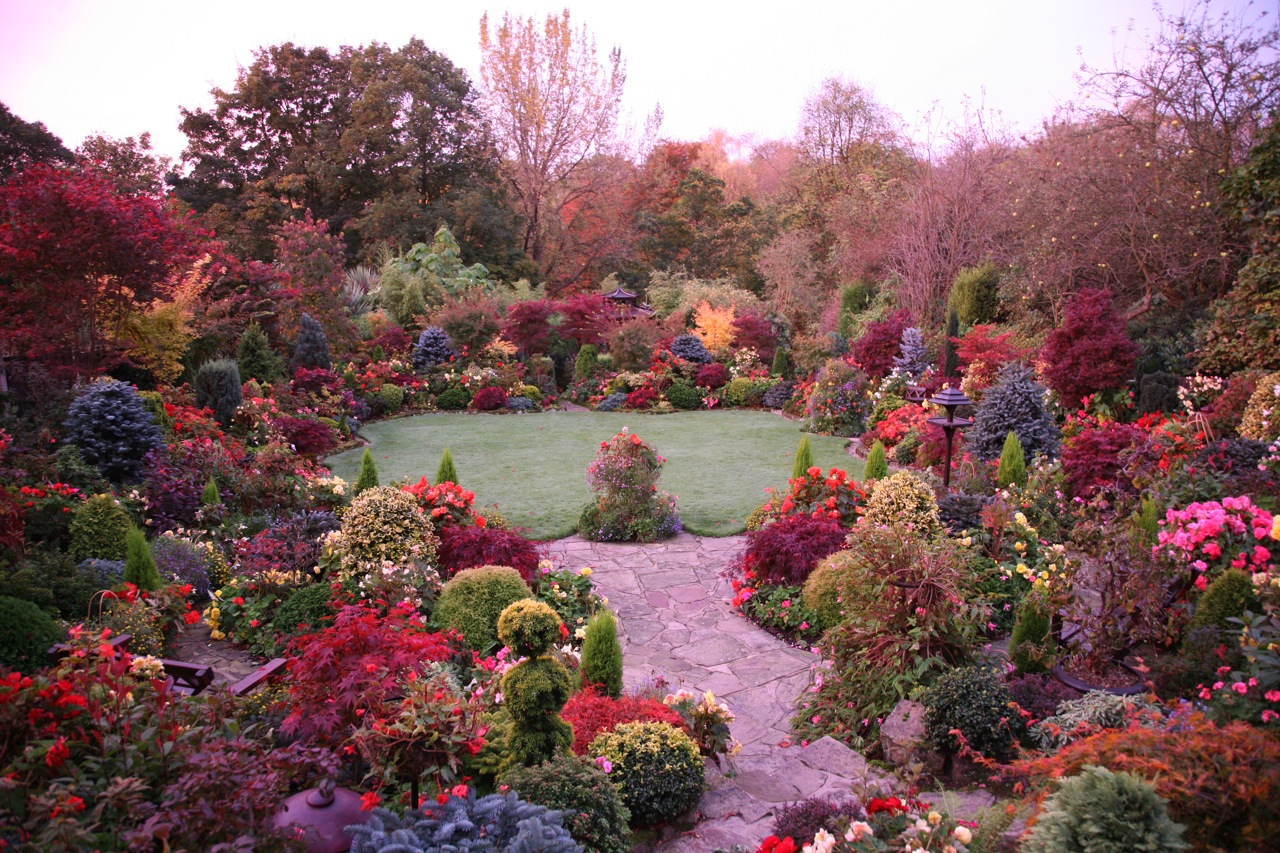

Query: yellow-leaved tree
left=692, top=301, right=735, bottom=355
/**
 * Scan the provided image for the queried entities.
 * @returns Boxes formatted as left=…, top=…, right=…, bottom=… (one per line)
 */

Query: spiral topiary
left=434, top=566, right=533, bottom=654
left=589, top=721, right=705, bottom=827
left=498, top=599, right=575, bottom=773
left=863, top=471, right=941, bottom=537
left=63, top=380, right=164, bottom=483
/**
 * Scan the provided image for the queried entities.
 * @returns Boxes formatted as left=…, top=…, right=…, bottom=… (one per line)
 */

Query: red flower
left=360, top=790, right=381, bottom=811
left=757, top=836, right=798, bottom=853
left=45, top=737, right=70, bottom=768
left=866, top=796, right=907, bottom=815
left=436, top=792, right=450, bottom=805
left=559, top=622, right=569, bottom=641
left=183, top=610, right=200, bottom=625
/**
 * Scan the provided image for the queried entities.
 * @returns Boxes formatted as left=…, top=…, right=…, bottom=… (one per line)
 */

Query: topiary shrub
left=594, top=391, right=629, bottom=412
left=773, top=796, right=863, bottom=847
left=665, top=381, right=703, bottom=410
left=499, top=599, right=575, bottom=772
left=801, top=547, right=883, bottom=631
left=437, top=525, right=542, bottom=583
left=472, top=385, right=509, bottom=411
left=329, top=486, right=436, bottom=576
left=1190, top=568, right=1259, bottom=634
left=996, top=431, right=1027, bottom=489
left=194, top=358, right=243, bottom=427
left=968, top=363, right=1061, bottom=462
left=347, top=791, right=582, bottom=853
left=561, top=689, right=688, bottom=756
left=762, top=379, right=796, bottom=409
left=435, top=386, right=470, bottom=410
left=236, top=321, right=283, bottom=383
left=694, top=362, right=729, bottom=390
left=69, top=494, right=134, bottom=563
left=63, top=380, right=164, bottom=483
left=291, top=313, right=331, bottom=372
left=1239, top=371, right=1280, bottom=441
left=1021, top=765, right=1188, bottom=853
left=734, top=514, right=847, bottom=586
left=376, top=382, right=404, bottom=414
left=578, top=430, right=680, bottom=543
left=354, top=447, right=379, bottom=494
left=434, top=565, right=533, bottom=654
left=580, top=609, right=623, bottom=698
left=0, top=595, right=64, bottom=674
left=502, top=755, right=631, bottom=853
left=863, top=440, right=889, bottom=481
left=412, top=325, right=455, bottom=371
left=948, top=262, right=1002, bottom=327
left=123, top=526, right=162, bottom=591
left=589, top=721, right=705, bottom=827
left=1009, top=592, right=1056, bottom=675
left=923, top=665, right=1017, bottom=764
left=669, top=334, right=712, bottom=364
left=1041, top=289, right=1139, bottom=408
left=864, top=471, right=941, bottom=537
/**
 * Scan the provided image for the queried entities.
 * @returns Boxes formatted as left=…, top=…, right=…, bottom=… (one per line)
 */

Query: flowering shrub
left=759, top=788, right=976, bottom=852
left=732, top=514, right=847, bottom=588
left=741, top=583, right=824, bottom=645
left=151, top=534, right=220, bottom=598
left=561, top=688, right=687, bottom=755
left=1179, top=373, right=1226, bottom=413
left=662, top=689, right=742, bottom=767
left=403, top=477, right=484, bottom=531
left=1158, top=495, right=1275, bottom=579
left=864, top=403, right=932, bottom=449
left=805, top=359, right=872, bottom=436
left=15, top=481, right=83, bottom=549
left=578, top=429, right=680, bottom=542
left=438, top=525, right=543, bottom=582
left=531, top=562, right=604, bottom=638
left=756, top=466, right=867, bottom=529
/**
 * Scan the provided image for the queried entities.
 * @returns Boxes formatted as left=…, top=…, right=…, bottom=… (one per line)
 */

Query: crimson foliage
left=1041, top=289, right=1138, bottom=407
left=555, top=294, right=613, bottom=347
left=731, top=310, right=777, bottom=364
left=437, top=525, right=544, bottom=582
left=1061, top=422, right=1145, bottom=500
left=735, top=515, right=848, bottom=586
left=851, top=310, right=910, bottom=379
left=272, top=416, right=338, bottom=456
left=626, top=386, right=658, bottom=409
left=471, top=385, right=509, bottom=411
left=695, top=363, right=730, bottom=389
left=560, top=688, right=687, bottom=755
left=502, top=299, right=557, bottom=355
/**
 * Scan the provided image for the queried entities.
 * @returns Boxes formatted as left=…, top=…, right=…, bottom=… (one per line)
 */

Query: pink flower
left=1263, top=710, right=1280, bottom=723
left=780, top=599, right=791, bottom=608
left=451, top=784, right=469, bottom=798
left=1213, top=681, right=1225, bottom=690
left=1233, top=682, right=1249, bottom=695
left=1194, top=575, right=1208, bottom=591
left=1266, top=690, right=1280, bottom=703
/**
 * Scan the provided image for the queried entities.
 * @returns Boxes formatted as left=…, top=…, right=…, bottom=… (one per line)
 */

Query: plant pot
left=1052, top=657, right=1145, bottom=696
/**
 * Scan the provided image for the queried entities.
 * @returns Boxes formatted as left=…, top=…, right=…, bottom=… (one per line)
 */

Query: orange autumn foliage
left=692, top=300, right=735, bottom=354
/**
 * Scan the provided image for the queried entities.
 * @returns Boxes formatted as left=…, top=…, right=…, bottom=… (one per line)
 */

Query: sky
left=0, top=0, right=1270, bottom=165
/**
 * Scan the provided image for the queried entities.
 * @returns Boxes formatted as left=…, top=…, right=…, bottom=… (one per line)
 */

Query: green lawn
left=325, top=411, right=860, bottom=540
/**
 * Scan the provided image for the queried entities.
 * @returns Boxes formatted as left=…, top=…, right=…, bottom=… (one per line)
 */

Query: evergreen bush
left=1021, top=765, right=1188, bottom=853
left=1137, top=371, right=1182, bottom=414
left=498, top=600, right=575, bottom=772
left=938, top=492, right=990, bottom=534
left=792, top=434, right=815, bottom=479
left=235, top=321, right=283, bottom=383
left=63, top=380, right=164, bottom=483
left=436, top=447, right=458, bottom=485
left=502, top=755, right=631, bottom=853
left=771, top=346, right=791, bottom=378
left=580, top=609, right=624, bottom=698
left=943, top=309, right=960, bottom=379
left=892, top=432, right=921, bottom=465
left=863, top=440, right=889, bottom=481
left=801, top=548, right=882, bottom=631
left=762, top=379, right=796, bottom=409
left=1009, top=592, right=1056, bottom=675
left=375, top=382, right=404, bottom=413
left=347, top=792, right=581, bottom=853
left=968, top=363, right=1061, bottom=462
left=194, top=358, right=243, bottom=427
left=594, top=392, right=629, bottom=412
left=330, top=486, right=436, bottom=575
left=892, top=327, right=930, bottom=380
left=1239, top=371, right=1280, bottom=441
left=1190, top=568, right=1258, bottom=634
left=574, top=343, right=600, bottom=378
left=665, top=381, right=703, bottom=410
left=589, top=722, right=705, bottom=827
left=864, top=471, right=941, bottom=536
left=947, top=262, right=1001, bottom=327
left=123, top=526, right=163, bottom=591
left=412, top=326, right=455, bottom=371
left=996, top=431, right=1028, bottom=488
left=354, top=448, right=379, bottom=494
left=69, top=494, right=134, bottom=563
left=291, top=313, right=331, bottom=372
left=435, top=386, right=470, bottom=410
left=669, top=334, right=712, bottom=364
left=923, top=665, right=1017, bottom=762
left=434, top=565, right=532, bottom=654
left=201, top=476, right=222, bottom=507
left=0, top=595, right=63, bottom=674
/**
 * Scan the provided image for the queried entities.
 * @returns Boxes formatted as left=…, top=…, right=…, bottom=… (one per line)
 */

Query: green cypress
left=354, top=448, right=380, bottom=494
left=235, top=321, right=283, bottom=383
left=579, top=609, right=624, bottom=699
left=996, top=431, right=1028, bottom=489
left=123, top=527, right=163, bottom=592
left=436, top=447, right=458, bottom=485
left=771, top=346, right=790, bottom=379
left=792, top=435, right=815, bottom=479
left=201, top=476, right=221, bottom=506
left=864, top=440, right=889, bottom=481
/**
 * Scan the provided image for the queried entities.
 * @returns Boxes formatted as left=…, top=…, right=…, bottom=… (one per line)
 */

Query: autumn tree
left=76, top=132, right=171, bottom=197
left=0, top=165, right=198, bottom=376
left=273, top=214, right=358, bottom=352
left=0, top=102, right=73, bottom=179
left=478, top=9, right=626, bottom=279
left=1040, top=289, right=1138, bottom=406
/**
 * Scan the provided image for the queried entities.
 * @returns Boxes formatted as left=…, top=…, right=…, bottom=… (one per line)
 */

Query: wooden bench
left=228, top=657, right=289, bottom=697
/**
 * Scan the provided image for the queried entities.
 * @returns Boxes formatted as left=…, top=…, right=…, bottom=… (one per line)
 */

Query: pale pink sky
left=0, top=1, right=1266, bottom=164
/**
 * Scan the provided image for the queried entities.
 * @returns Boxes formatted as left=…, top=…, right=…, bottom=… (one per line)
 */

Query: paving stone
left=797, top=736, right=870, bottom=779
left=880, top=699, right=928, bottom=768
left=678, top=635, right=752, bottom=667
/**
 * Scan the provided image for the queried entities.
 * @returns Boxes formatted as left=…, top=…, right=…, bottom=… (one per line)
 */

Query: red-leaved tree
left=1040, top=289, right=1138, bottom=407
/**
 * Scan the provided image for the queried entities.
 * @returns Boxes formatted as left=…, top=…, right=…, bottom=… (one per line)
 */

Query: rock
left=880, top=699, right=928, bottom=767
left=797, top=736, right=869, bottom=779
left=917, top=788, right=997, bottom=822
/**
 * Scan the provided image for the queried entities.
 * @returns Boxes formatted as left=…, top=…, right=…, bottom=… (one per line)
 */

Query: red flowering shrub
left=272, top=416, right=338, bottom=456
left=626, top=385, right=658, bottom=409
left=866, top=404, right=932, bottom=448
left=735, top=515, right=848, bottom=586
left=438, top=525, right=544, bottom=582
left=561, top=688, right=687, bottom=755
left=758, top=467, right=867, bottom=528
left=851, top=309, right=910, bottom=379
left=158, top=401, right=224, bottom=440
left=1061, top=422, right=1145, bottom=499
left=283, top=603, right=460, bottom=744
left=1041, top=289, right=1138, bottom=408
left=403, top=478, right=481, bottom=530
left=471, top=385, right=509, bottom=411
left=695, top=363, right=730, bottom=389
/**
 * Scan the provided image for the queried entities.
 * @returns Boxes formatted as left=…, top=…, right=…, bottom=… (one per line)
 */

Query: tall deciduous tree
left=76, top=132, right=171, bottom=197
left=0, top=102, right=73, bottom=179
left=478, top=9, right=626, bottom=277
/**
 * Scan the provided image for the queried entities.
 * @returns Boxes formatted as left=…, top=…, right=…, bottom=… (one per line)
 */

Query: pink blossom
left=1263, top=710, right=1280, bottom=723
left=1266, top=690, right=1280, bottom=703
left=1233, top=682, right=1249, bottom=695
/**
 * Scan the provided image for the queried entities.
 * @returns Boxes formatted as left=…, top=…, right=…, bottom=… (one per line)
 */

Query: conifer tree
left=236, top=321, right=283, bottom=383
left=436, top=447, right=458, bottom=485
left=996, top=431, right=1028, bottom=488
left=579, top=609, right=623, bottom=698
left=355, top=447, right=379, bottom=494
left=892, top=327, right=930, bottom=381
left=864, top=440, right=889, bottom=481
left=201, top=476, right=221, bottom=506
left=943, top=309, right=960, bottom=379
left=291, top=313, right=331, bottom=372
left=792, top=435, right=814, bottom=479
left=123, top=527, right=163, bottom=591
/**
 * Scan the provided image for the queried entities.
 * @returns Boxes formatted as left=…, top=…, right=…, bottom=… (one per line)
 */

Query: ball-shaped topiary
left=669, top=334, right=713, bottom=364
left=801, top=548, right=883, bottom=631
left=435, top=566, right=533, bottom=654
left=589, top=721, right=705, bottom=827
left=501, top=755, right=632, bottom=853
left=1190, top=568, right=1259, bottom=634
left=968, top=363, right=1061, bottom=462
left=664, top=381, right=703, bottom=410
left=376, top=382, right=404, bottom=414
left=193, top=358, right=243, bottom=427
left=412, top=325, right=455, bottom=372
left=498, top=598, right=562, bottom=658
left=332, top=486, right=436, bottom=575
left=0, top=595, right=64, bottom=674
left=435, top=386, right=470, bottom=411
left=864, top=471, right=942, bottom=537
left=1021, top=765, right=1188, bottom=853
left=923, top=665, right=1017, bottom=762
left=499, top=599, right=575, bottom=772
left=69, top=494, right=135, bottom=563
left=63, top=380, right=164, bottom=483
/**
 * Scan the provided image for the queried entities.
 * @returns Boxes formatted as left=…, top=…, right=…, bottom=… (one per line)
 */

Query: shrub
left=801, top=547, right=883, bottom=631
left=792, top=434, right=815, bottom=480
left=269, top=582, right=336, bottom=642
left=607, top=318, right=663, bottom=372
left=968, top=363, right=1061, bottom=462
left=502, top=755, right=631, bottom=853
left=291, top=313, right=331, bottom=372
left=1009, top=592, right=1056, bottom=675
left=331, top=486, right=436, bottom=576
left=665, top=381, right=703, bottom=410
left=1061, top=422, right=1144, bottom=500
left=578, top=430, right=680, bottom=542
left=435, top=385, right=470, bottom=410
left=669, top=333, right=712, bottom=364
left=892, top=326, right=930, bottom=380
left=499, top=600, right=575, bottom=770
left=434, top=565, right=532, bottom=654
left=0, top=595, right=63, bottom=674
left=1240, top=371, right=1280, bottom=441
left=938, top=492, right=990, bottom=534
left=272, top=416, right=338, bottom=456
left=376, top=382, right=404, bottom=414
left=69, top=494, right=134, bottom=563
left=864, top=440, right=888, bottom=481
left=1031, top=692, right=1162, bottom=753
left=1021, top=765, right=1188, bottom=853
left=773, top=796, right=863, bottom=846
left=804, top=359, right=872, bottom=436
left=236, top=321, right=283, bottom=383
left=735, top=514, right=847, bottom=587
left=472, top=385, right=509, bottom=411
left=1041, top=289, right=1139, bottom=408
left=851, top=309, right=910, bottom=379
left=412, top=326, right=455, bottom=371
left=436, top=293, right=501, bottom=354
left=234, top=511, right=338, bottom=580
left=574, top=343, right=600, bottom=378
left=506, top=395, right=536, bottom=413
left=193, top=358, right=243, bottom=427
left=580, top=609, right=623, bottom=698
left=151, top=535, right=215, bottom=598
left=438, top=524, right=542, bottom=582
left=625, top=385, right=657, bottom=409
left=772, top=346, right=791, bottom=378
left=923, top=665, right=1017, bottom=761
left=63, top=380, right=164, bottom=483
left=354, top=447, right=379, bottom=494
left=594, top=391, right=629, bottom=412
left=1007, top=673, right=1079, bottom=726
left=589, top=722, right=705, bottom=827
left=1137, top=370, right=1182, bottom=414
left=1190, top=568, right=1258, bottom=634
left=694, top=362, right=729, bottom=389
left=996, top=431, right=1027, bottom=488
left=436, top=447, right=458, bottom=485
left=762, top=379, right=796, bottom=409
left=948, top=262, right=1002, bottom=327
left=723, top=377, right=760, bottom=407
left=864, top=471, right=941, bottom=537
left=561, top=689, right=686, bottom=755
left=122, top=527, right=162, bottom=591
left=347, top=792, right=580, bottom=853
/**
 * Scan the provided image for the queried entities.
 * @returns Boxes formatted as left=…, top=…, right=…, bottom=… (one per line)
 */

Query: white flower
left=953, top=825, right=973, bottom=844
left=845, top=821, right=874, bottom=841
